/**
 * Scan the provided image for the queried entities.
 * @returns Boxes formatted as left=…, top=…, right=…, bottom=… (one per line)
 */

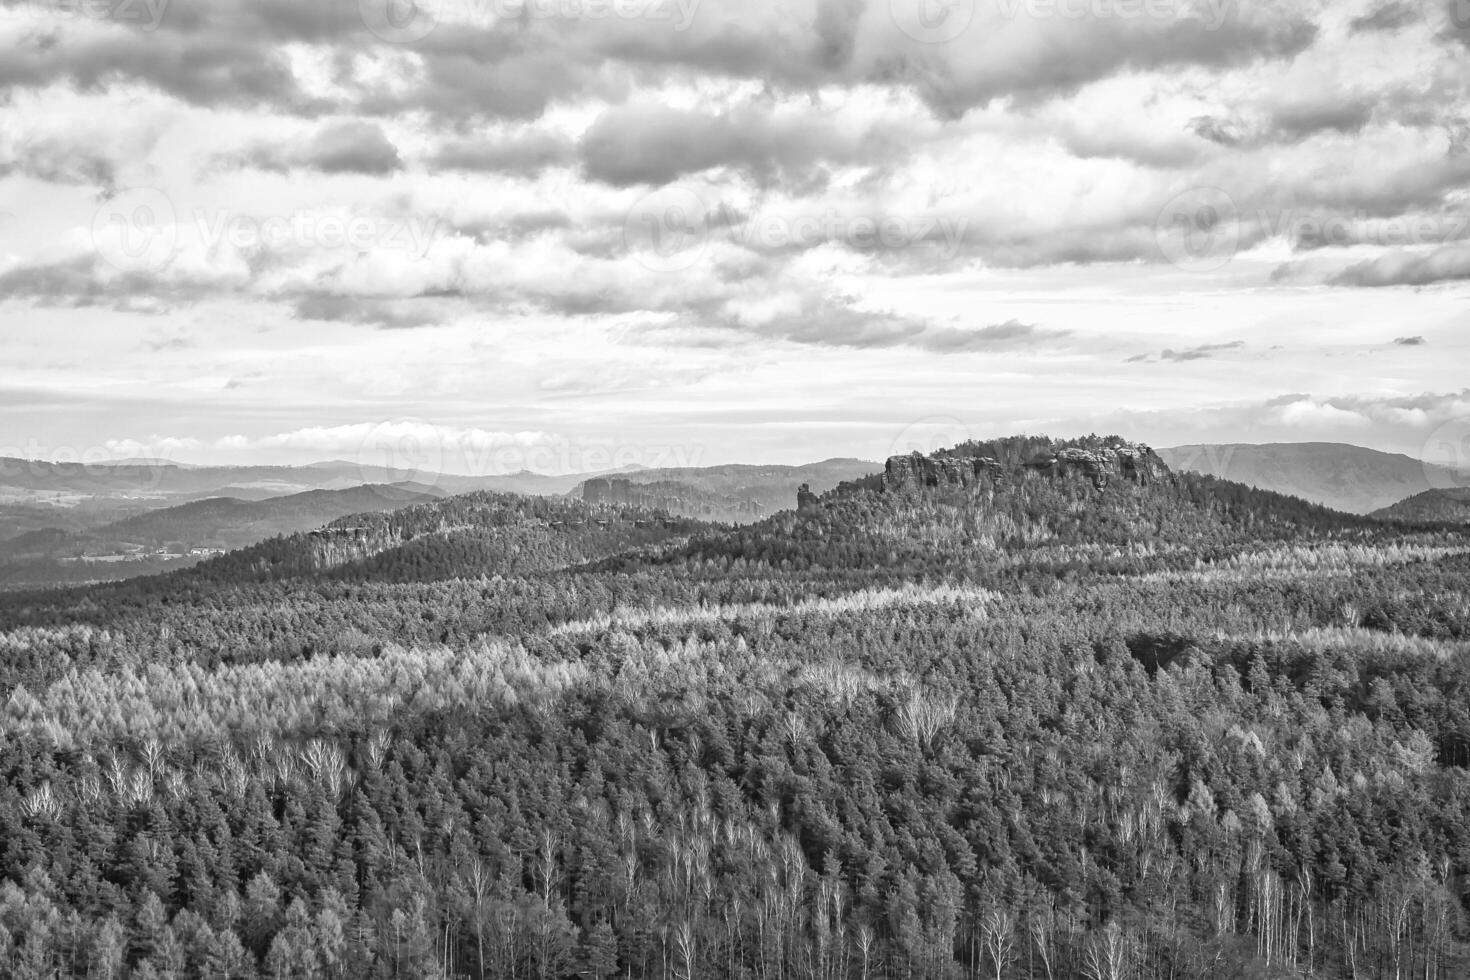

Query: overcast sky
left=1, top=0, right=1468, bottom=474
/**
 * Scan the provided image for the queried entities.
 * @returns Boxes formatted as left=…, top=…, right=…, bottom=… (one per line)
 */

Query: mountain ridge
left=1158, top=441, right=1466, bottom=514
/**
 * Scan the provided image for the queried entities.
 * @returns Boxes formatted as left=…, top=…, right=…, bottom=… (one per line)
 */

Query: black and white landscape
left=3, top=0, right=1470, bottom=978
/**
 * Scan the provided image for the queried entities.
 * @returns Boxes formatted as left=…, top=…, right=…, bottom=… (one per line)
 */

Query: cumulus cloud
left=1330, top=246, right=1470, bottom=287
left=1349, top=2, right=1420, bottom=33
left=231, top=121, right=403, bottom=174
left=580, top=103, right=912, bottom=187
left=0, top=0, right=1461, bottom=468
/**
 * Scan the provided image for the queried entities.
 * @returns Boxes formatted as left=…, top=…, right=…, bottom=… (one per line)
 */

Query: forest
left=0, top=436, right=1468, bottom=979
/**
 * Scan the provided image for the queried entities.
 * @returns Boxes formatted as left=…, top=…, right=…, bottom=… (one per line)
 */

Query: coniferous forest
left=2, top=437, right=1469, bottom=979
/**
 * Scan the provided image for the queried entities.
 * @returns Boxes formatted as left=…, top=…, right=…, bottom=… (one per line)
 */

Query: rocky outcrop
left=882, top=453, right=1005, bottom=491
left=882, top=441, right=1168, bottom=493
left=796, top=483, right=819, bottom=510
left=1024, top=444, right=1169, bottom=490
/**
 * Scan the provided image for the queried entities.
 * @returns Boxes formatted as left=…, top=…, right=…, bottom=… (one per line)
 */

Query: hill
left=1, top=434, right=1467, bottom=980
left=1372, top=487, right=1470, bottom=523
left=1157, top=441, right=1467, bottom=514
left=0, top=483, right=443, bottom=589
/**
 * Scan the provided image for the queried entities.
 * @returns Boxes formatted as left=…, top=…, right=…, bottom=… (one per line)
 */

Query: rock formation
left=881, top=440, right=1168, bottom=493
left=882, top=454, right=1004, bottom=491
left=1024, top=444, right=1169, bottom=490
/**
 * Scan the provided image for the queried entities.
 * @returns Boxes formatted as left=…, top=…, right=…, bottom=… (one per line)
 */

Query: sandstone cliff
left=880, top=439, right=1169, bottom=494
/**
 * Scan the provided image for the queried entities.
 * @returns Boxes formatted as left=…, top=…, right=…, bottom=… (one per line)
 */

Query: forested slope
left=0, top=436, right=1468, bottom=979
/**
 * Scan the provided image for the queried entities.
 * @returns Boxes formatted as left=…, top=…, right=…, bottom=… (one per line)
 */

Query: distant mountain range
left=1370, top=488, right=1470, bottom=523
left=0, top=483, right=444, bottom=589
left=574, top=458, right=878, bottom=522
left=1157, top=442, right=1468, bottom=514
left=0, top=455, right=880, bottom=588
left=9, top=440, right=1468, bottom=589
left=0, top=456, right=601, bottom=504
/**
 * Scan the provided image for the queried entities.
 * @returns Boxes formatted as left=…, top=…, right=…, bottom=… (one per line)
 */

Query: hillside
left=1372, top=487, right=1470, bottom=523
left=0, top=435, right=1467, bottom=979
left=0, top=483, right=442, bottom=590
left=1158, top=441, right=1466, bottom=514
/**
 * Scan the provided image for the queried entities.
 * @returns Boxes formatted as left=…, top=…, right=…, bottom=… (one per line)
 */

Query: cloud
left=580, top=102, right=911, bottom=187
left=0, top=0, right=1322, bottom=123
left=1393, top=335, right=1427, bottom=345
left=1128, top=341, right=1244, bottom=363
left=1266, top=396, right=1371, bottom=429
left=432, top=130, right=577, bottom=175
left=1330, top=246, right=1470, bottom=287
left=0, top=135, right=119, bottom=190
left=1349, top=2, right=1420, bottom=33
left=231, top=121, right=403, bottom=174
left=290, top=292, right=442, bottom=329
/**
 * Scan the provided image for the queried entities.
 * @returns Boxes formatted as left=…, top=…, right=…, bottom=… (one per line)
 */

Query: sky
left=1, top=0, right=1469, bottom=476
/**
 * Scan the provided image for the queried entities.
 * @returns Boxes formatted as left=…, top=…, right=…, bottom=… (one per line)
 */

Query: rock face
left=796, top=483, right=819, bottom=510
left=883, top=454, right=1004, bottom=491
left=1025, top=444, right=1169, bottom=490
left=881, top=440, right=1169, bottom=493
